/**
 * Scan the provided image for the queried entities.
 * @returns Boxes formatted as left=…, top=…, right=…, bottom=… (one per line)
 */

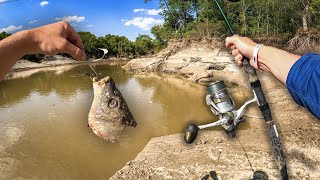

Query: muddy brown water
left=0, top=63, right=251, bottom=179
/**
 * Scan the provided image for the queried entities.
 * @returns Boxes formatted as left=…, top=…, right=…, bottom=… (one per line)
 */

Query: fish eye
left=108, top=98, right=119, bottom=108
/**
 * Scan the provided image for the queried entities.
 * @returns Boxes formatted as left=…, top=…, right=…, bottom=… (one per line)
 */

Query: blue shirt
left=286, top=52, right=320, bottom=119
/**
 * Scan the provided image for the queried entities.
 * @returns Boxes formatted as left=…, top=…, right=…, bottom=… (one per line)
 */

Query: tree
left=151, top=25, right=170, bottom=50
left=105, top=35, right=132, bottom=58
left=197, top=0, right=220, bottom=37
left=78, top=32, right=100, bottom=58
left=298, top=0, right=320, bottom=31
left=0, top=32, right=11, bottom=40
left=134, top=35, right=154, bottom=56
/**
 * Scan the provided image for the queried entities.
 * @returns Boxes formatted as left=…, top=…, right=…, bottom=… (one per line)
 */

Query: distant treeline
left=146, top=0, right=320, bottom=44
left=78, top=32, right=156, bottom=59
left=0, top=32, right=10, bottom=40
left=0, top=31, right=157, bottom=61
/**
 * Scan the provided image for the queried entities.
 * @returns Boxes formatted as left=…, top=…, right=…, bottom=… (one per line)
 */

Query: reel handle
left=184, top=124, right=199, bottom=144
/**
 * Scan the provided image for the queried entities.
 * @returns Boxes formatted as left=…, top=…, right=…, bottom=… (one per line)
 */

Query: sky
left=0, top=0, right=163, bottom=41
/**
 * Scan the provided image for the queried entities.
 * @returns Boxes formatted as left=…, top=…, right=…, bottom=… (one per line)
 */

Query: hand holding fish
left=0, top=21, right=86, bottom=79
left=28, top=21, right=86, bottom=61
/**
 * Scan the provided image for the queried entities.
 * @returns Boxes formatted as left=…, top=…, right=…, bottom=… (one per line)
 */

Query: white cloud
left=133, top=9, right=145, bottom=13
left=133, top=8, right=162, bottom=16
left=0, top=25, right=23, bottom=33
left=86, top=24, right=93, bottom=27
left=0, top=0, right=9, bottom=3
left=40, top=1, right=48, bottom=7
left=147, top=9, right=162, bottom=16
left=124, top=17, right=164, bottom=31
left=55, top=16, right=85, bottom=23
left=28, top=20, right=37, bottom=24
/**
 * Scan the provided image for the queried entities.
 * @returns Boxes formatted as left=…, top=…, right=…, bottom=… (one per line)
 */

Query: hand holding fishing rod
left=184, top=0, right=289, bottom=179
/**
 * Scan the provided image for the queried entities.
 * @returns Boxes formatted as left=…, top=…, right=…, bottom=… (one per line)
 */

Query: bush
left=23, top=54, right=44, bottom=63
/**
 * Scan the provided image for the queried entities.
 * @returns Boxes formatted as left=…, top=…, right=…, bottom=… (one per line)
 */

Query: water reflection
left=0, top=64, right=250, bottom=179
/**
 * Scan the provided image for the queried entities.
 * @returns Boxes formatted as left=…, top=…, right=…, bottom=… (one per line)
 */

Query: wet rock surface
left=113, top=39, right=320, bottom=179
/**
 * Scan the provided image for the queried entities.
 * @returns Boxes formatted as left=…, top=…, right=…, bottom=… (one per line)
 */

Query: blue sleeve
left=286, top=52, right=320, bottom=119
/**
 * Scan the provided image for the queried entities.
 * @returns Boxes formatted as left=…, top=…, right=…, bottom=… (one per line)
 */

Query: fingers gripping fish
left=88, top=76, right=137, bottom=141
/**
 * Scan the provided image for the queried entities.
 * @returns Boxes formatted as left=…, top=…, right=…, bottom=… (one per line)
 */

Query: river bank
left=4, top=55, right=130, bottom=80
left=112, top=39, right=320, bottom=179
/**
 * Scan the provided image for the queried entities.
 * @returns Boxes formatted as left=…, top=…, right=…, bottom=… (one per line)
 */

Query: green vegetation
left=78, top=32, right=155, bottom=58
left=0, top=32, right=11, bottom=40
left=23, top=54, right=44, bottom=63
left=146, top=0, right=320, bottom=49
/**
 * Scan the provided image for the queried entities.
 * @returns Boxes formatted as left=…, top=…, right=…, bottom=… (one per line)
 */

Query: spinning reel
left=184, top=81, right=257, bottom=144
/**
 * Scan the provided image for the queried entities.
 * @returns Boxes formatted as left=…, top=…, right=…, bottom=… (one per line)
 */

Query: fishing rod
left=183, top=0, right=289, bottom=179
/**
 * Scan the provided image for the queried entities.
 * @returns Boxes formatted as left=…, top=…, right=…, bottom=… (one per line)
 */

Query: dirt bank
left=112, top=39, right=320, bottom=179
left=4, top=55, right=129, bottom=80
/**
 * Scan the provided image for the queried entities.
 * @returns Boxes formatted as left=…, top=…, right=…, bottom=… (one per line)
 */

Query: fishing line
left=85, top=58, right=99, bottom=78
left=80, top=47, right=99, bottom=78
left=236, top=137, right=254, bottom=173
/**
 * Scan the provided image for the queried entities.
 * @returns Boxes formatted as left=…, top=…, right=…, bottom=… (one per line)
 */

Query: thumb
left=64, top=40, right=86, bottom=61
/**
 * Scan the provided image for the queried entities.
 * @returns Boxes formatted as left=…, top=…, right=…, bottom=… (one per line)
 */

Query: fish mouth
left=92, top=77, right=99, bottom=82
left=93, top=76, right=112, bottom=84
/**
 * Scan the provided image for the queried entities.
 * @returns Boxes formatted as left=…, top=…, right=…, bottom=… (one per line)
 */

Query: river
left=0, top=63, right=250, bottom=179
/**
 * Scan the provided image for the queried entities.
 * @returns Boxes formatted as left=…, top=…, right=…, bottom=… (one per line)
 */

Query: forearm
left=257, top=46, right=301, bottom=84
left=0, top=30, right=34, bottom=79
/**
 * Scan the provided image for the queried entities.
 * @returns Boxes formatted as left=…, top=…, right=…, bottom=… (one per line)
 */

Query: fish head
left=89, top=76, right=137, bottom=140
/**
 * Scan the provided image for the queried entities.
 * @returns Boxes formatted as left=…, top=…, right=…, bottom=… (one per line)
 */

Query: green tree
left=134, top=34, right=154, bottom=56
left=151, top=25, right=170, bottom=50
left=0, top=32, right=11, bottom=40
left=78, top=31, right=99, bottom=58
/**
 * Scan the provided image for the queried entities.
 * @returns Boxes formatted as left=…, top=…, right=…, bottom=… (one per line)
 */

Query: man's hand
left=0, top=21, right=86, bottom=79
left=225, top=35, right=301, bottom=84
left=28, top=21, right=86, bottom=61
left=225, top=35, right=257, bottom=67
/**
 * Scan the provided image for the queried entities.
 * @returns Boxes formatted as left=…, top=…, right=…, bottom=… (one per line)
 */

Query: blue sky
left=0, top=0, right=163, bottom=41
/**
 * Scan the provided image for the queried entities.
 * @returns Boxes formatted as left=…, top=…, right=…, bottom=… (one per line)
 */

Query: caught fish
left=88, top=76, right=137, bottom=141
